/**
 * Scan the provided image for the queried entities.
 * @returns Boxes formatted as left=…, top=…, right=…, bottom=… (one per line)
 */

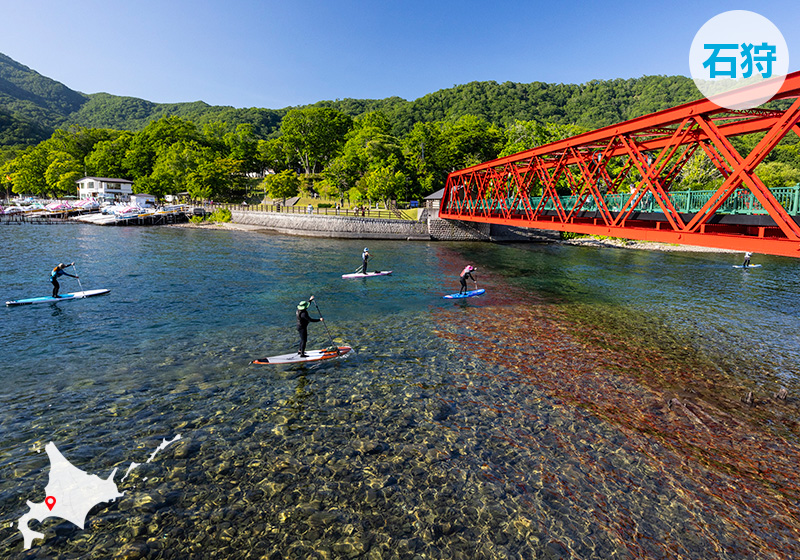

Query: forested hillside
left=310, top=76, right=700, bottom=136
left=4, top=52, right=796, bottom=206
left=0, top=53, right=87, bottom=144
left=0, top=50, right=703, bottom=149
left=0, top=53, right=289, bottom=145
left=70, top=94, right=287, bottom=139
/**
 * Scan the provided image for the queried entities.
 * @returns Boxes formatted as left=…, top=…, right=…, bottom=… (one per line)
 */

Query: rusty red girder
left=440, top=71, right=800, bottom=258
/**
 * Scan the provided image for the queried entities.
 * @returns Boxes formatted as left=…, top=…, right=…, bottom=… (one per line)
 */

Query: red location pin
left=45, top=496, right=56, bottom=511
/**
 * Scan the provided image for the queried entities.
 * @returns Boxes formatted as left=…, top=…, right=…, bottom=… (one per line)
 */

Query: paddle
left=70, top=262, right=85, bottom=296
left=309, top=295, right=339, bottom=354
left=355, top=260, right=369, bottom=273
left=355, top=254, right=375, bottom=274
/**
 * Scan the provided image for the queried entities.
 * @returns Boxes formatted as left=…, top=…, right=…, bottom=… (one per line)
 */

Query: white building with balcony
left=77, top=177, right=134, bottom=201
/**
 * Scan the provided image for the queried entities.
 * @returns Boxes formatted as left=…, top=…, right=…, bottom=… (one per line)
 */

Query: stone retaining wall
left=231, top=211, right=431, bottom=240
left=231, top=210, right=558, bottom=242
left=427, top=217, right=490, bottom=241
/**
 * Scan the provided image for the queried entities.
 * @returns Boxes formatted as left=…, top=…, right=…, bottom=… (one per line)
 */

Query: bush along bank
left=190, top=208, right=232, bottom=224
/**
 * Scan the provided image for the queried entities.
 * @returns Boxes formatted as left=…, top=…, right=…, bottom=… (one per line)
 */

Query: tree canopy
left=279, top=108, right=353, bottom=174
left=1, top=60, right=798, bottom=204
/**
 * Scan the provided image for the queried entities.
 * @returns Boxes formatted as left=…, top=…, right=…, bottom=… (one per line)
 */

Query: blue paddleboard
left=6, top=289, right=110, bottom=307
left=732, top=264, right=762, bottom=269
left=443, top=289, right=485, bottom=299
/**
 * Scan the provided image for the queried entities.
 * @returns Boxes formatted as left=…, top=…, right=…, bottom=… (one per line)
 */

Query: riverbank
left=560, top=235, right=739, bottom=253
left=169, top=210, right=558, bottom=242
left=172, top=221, right=740, bottom=255
left=168, top=221, right=270, bottom=232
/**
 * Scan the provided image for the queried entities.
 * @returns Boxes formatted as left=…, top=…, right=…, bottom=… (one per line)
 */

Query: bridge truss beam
left=440, top=72, right=800, bottom=258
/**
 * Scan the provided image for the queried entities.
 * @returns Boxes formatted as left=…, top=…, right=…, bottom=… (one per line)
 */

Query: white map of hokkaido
left=18, top=436, right=181, bottom=550
left=17, top=442, right=122, bottom=549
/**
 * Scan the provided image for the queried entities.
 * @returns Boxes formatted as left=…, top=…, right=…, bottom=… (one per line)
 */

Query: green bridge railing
left=448, top=184, right=800, bottom=216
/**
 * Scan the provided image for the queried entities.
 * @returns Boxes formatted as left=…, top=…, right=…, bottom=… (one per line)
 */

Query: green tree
left=5, top=127, right=123, bottom=196
left=9, top=145, right=49, bottom=196
left=150, top=141, right=212, bottom=197
left=324, top=124, right=405, bottom=197
left=676, top=150, right=723, bottom=191
left=440, top=115, right=504, bottom=170
left=320, top=157, right=353, bottom=201
left=49, top=127, right=117, bottom=163
left=353, top=111, right=392, bottom=134
left=201, top=121, right=228, bottom=153
left=124, top=116, right=202, bottom=179
left=188, top=158, right=233, bottom=200
left=279, top=107, right=352, bottom=174
left=500, top=120, right=586, bottom=157
left=263, top=169, right=300, bottom=203
left=1, top=157, right=20, bottom=198
left=346, top=186, right=365, bottom=203
left=756, top=161, right=800, bottom=189
left=400, top=116, right=503, bottom=197
left=361, top=165, right=408, bottom=203
left=85, top=132, right=134, bottom=178
left=44, top=151, right=82, bottom=195
left=224, top=123, right=259, bottom=174
left=401, top=121, right=445, bottom=197
left=257, top=138, right=291, bottom=174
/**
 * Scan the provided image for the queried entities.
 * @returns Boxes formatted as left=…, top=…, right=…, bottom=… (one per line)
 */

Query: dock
left=1, top=207, right=193, bottom=226
left=72, top=207, right=190, bottom=226
left=1, top=209, right=84, bottom=225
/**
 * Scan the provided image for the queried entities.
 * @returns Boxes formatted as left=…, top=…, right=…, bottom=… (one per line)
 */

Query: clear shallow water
left=1, top=223, right=799, bottom=559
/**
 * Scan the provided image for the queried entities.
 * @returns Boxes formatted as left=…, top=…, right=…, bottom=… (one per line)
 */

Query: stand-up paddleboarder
left=360, top=247, right=370, bottom=274
left=459, top=265, right=477, bottom=295
left=296, top=300, right=323, bottom=357
left=50, top=263, right=78, bottom=298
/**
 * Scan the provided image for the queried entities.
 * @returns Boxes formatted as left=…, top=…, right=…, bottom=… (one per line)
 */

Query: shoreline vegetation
left=5, top=53, right=799, bottom=218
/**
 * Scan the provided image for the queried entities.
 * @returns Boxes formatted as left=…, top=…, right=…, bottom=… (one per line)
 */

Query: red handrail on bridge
left=440, top=71, right=800, bottom=257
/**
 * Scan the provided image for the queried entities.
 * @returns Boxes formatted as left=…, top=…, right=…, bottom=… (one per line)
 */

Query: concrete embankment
left=230, top=210, right=558, bottom=242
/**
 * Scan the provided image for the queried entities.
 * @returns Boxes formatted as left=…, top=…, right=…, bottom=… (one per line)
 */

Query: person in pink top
left=459, top=265, right=477, bottom=295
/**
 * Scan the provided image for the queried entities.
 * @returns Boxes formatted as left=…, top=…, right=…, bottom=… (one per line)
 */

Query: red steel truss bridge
left=440, top=72, right=800, bottom=258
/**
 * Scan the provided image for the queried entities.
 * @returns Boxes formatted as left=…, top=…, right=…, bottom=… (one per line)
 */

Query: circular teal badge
left=689, top=10, right=789, bottom=110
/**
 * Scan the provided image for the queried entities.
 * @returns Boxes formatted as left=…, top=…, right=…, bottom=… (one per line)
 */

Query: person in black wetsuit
left=360, top=247, right=370, bottom=274
left=50, top=263, right=78, bottom=298
left=459, top=265, right=477, bottom=294
left=296, top=300, right=323, bottom=357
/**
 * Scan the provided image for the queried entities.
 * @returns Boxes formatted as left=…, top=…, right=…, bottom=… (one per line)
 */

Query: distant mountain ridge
left=0, top=52, right=86, bottom=144
left=0, top=51, right=700, bottom=147
left=0, top=53, right=87, bottom=113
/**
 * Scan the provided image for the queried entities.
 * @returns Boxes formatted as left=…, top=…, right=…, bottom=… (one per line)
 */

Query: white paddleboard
left=6, top=289, right=111, bottom=307
left=341, top=271, right=392, bottom=279
left=251, top=346, right=352, bottom=365
left=732, top=264, right=762, bottom=269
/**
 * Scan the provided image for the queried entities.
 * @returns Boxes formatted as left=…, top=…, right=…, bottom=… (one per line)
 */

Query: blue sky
left=2, top=0, right=799, bottom=109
